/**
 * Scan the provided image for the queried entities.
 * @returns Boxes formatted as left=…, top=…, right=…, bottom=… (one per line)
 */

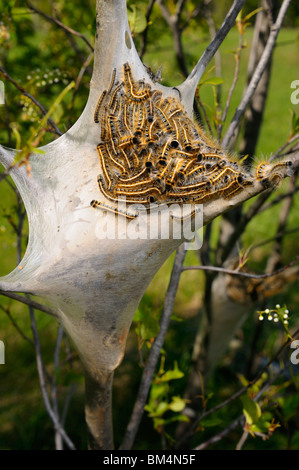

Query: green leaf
left=200, top=417, right=223, bottom=428
left=168, top=396, right=186, bottom=413
left=150, top=382, right=169, bottom=401
left=159, top=361, right=184, bottom=382
left=133, top=307, right=160, bottom=341
left=162, top=414, right=189, bottom=427
left=146, top=400, right=169, bottom=418
left=128, top=4, right=147, bottom=34
left=241, top=395, right=261, bottom=425
left=238, top=374, right=249, bottom=387
left=170, top=314, right=183, bottom=322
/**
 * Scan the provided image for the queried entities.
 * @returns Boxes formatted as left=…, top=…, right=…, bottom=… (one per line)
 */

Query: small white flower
left=275, top=304, right=280, bottom=309
left=268, top=315, right=273, bottom=321
left=284, top=309, right=289, bottom=314
left=259, top=315, right=264, bottom=321
left=265, top=309, right=270, bottom=314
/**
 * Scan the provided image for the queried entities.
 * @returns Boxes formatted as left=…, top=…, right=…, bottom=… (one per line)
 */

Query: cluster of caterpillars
left=91, top=63, right=293, bottom=220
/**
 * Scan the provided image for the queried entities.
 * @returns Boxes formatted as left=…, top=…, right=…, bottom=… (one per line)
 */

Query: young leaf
left=168, top=396, right=186, bottom=413
left=241, top=395, right=261, bottom=425
left=127, top=4, right=147, bottom=34
left=159, top=361, right=184, bottom=382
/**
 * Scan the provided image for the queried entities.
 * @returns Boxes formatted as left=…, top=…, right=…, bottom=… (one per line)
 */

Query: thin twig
left=0, top=305, right=34, bottom=345
left=52, top=325, right=65, bottom=450
left=218, top=28, right=243, bottom=140
left=197, top=365, right=284, bottom=451
left=0, top=66, right=62, bottom=136
left=270, top=133, right=299, bottom=162
left=195, top=91, right=214, bottom=137
left=253, top=227, right=299, bottom=250
left=0, top=291, right=58, bottom=317
left=235, top=429, right=250, bottom=450
left=184, top=0, right=246, bottom=85
left=202, top=0, right=222, bottom=107
left=195, top=416, right=243, bottom=450
left=177, top=326, right=299, bottom=449
left=256, top=186, right=299, bottom=215
left=218, top=189, right=272, bottom=265
left=182, top=254, right=299, bottom=280
left=29, top=306, right=76, bottom=450
left=70, top=52, right=94, bottom=109
left=156, top=0, right=189, bottom=77
left=26, top=1, right=94, bottom=52
left=266, top=175, right=296, bottom=272
left=139, top=0, right=157, bottom=58
left=120, top=244, right=187, bottom=450
left=222, top=0, right=292, bottom=148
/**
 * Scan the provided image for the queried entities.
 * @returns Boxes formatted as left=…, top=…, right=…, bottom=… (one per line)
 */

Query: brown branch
left=139, top=0, right=157, bottom=58
left=0, top=291, right=58, bottom=317
left=256, top=186, right=299, bottom=215
left=156, top=0, right=189, bottom=77
left=29, top=306, right=76, bottom=450
left=70, top=52, right=94, bottom=109
left=0, top=304, right=34, bottom=345
left=120, top=244, right=187, bottom=450
left=218, top=189, right=272, bottom=265
left=266, top=175, right=297, bottom=272
left=182, top=254, right=299, bottom=280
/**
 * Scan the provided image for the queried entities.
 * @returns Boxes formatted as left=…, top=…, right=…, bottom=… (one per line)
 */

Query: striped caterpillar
left=91, top=64, right=292, bottom=219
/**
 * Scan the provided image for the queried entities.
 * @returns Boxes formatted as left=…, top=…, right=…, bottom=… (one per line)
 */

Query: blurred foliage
left=0, top=0, right=299, bottom=451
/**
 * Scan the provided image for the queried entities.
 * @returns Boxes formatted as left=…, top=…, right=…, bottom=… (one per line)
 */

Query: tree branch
left=26, top=1, right=94, bottom=52
left=222, top=0, right=292, bottom=148
left=0, top=66, right=62, bottom=136
left=176, top=325, right=299, bottom=449
left=120, top=244, right=186, bottom=450
left=139, top=0, right=157, bottom=58
left=0, top=291, right=58, bottom=317
left=182, top=254, right=299, bottom=280
left=29, top=306, right=76, bottom=450
left=181, top=0, right=246, bottom=90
